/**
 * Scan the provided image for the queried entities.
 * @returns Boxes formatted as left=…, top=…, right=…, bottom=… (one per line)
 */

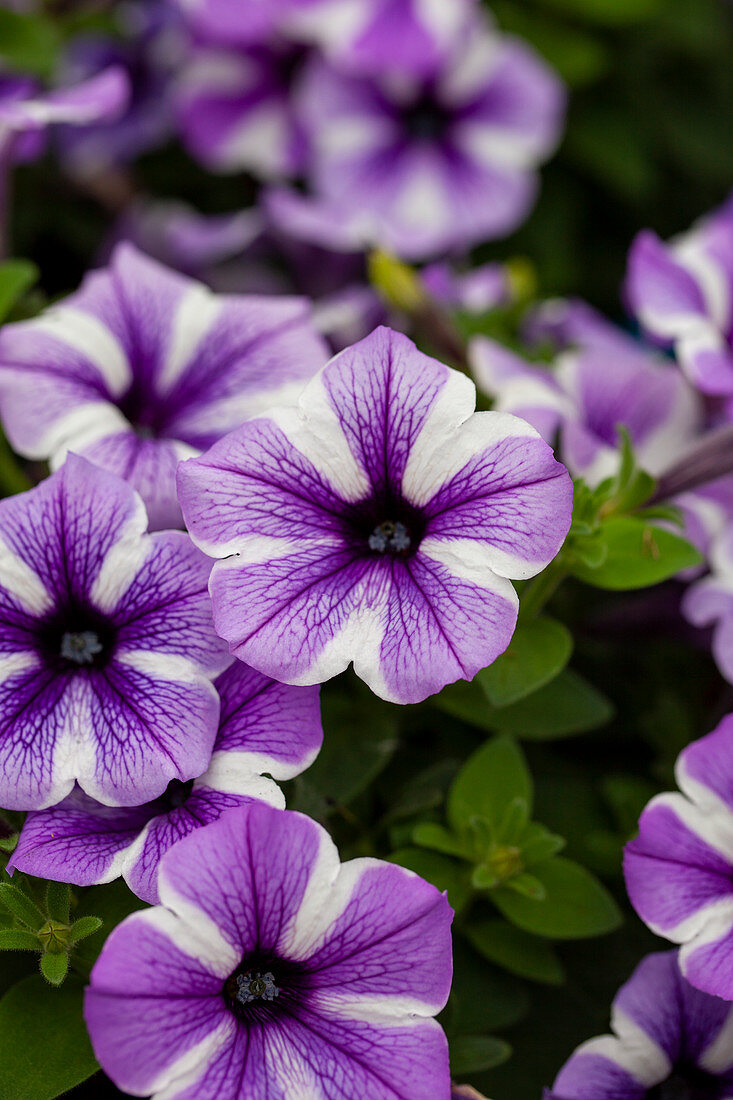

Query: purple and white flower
left=173, top=39, right=309, bottom=178
left=0, top=454, right=229, bottom=811
left=470, top=306, right=700, bottom=488
left=624, top=715, right=733, bottom=1000
left=626, top=192, right=733, bottom=396
left=0, top=67, right=130, bottom=159
left=10, top=662, right=322, bottom=903
left=85, top=800, right=453, bottom=1099
left=178, top=326, right=572, bottom=705
left=294, top=21, right=565, bottom=258
left=291, top=0, right=477, bottom=80
left=547, top=950, right=733, bottom=1099
left=683, top=525, right=733, bottom=683
left=0, top=242, right=328, bottom=530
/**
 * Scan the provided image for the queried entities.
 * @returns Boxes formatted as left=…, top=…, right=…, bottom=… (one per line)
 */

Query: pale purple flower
left=470, top=307, right=700, bottom=487
left=85, top=800, right=453, bottom=1099
left=0, top=242, right=328, bottom=530
left=173, top=40, right=309, bottom=178
left=178, top=326, right=572, bottom=705
left=294, top=22, right=565, bottom=258
left=0, top=455, right=229, bottom=811
left=626, top=193, right=733, bottom=396
left=58, top=4, right=184, bottom=174
left=291, top=0, right=477, bottom=80
left=0, top=67, right=130, bottom=159
left=683, top=525, right=733, bottom=682
left=170, top=0, right=302, bottom=47
left=625, top=715, right=733, bottom=1000
left=423, top=261, right=512, bottom=316
left=547, top=951, right=733, bottom=1099
left=10, top=662, right=322, bottom=903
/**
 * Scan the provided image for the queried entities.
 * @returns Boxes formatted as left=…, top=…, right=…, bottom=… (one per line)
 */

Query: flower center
left=401, top=92, right=451, bottom=141
left=368, top=520, right=411, bottom=555
left=223, top=956, right=309, bottom=1023
left=60, top=630, right=103, bottom=665
left=38, top=605, right=116, bottom=672
left=647, top=1065, right=726, bottom=1099
left=161, top=778, right=194, bottom=810
left=231, top=971, right=280, bottom=1005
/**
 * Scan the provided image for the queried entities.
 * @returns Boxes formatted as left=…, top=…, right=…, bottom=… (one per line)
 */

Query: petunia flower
left=471, top=305, right=701, bottom=488
left=178, top=326, right=572, bottom=705
left=546, top=950, right=733, bottom=1099
left=0, top=66, right=130, bottom=159
left=9, top=661, right=322, bottom=903
left=0, top=454, right=230, bottom=811
left=290, top=0, right=477, bottom=80
left=626, top=192, right=733, bottom=397
left=293, top=21, right=565, bottom=258
left=625, top=715, right=733, bottom=1000
left=683, top=527, right=733, bottom=683
left=471, top=301, right=733, bottom=564
left=173, top=38, right=310, bottom=178
left=85, top=800, right=454, bottom=1099
left=0, top=241, right=328, bottom=530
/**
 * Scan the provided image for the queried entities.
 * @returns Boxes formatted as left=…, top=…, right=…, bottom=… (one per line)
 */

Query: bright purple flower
left=0, top=67, right=130, bottom=159
left=0, top=455, right=229, bottom=811
left=0, top=242, right=328, bottom=530
left=624, top=715, right=733, bottom=1000
left=292, top=0, right=477, bottom=80
left=626, top=193, right=733, bottom=396
left=683, top=525, right=733, bottom=682
left=85, top=800, right=453, bottom=1099
left=294, top=23, right=565, bottom=258
left=178, top=326, right=572, bottom=704
left=173, top=40, right=309, bottom=178
left=547, top=950, right=733, bottom=1099
left=10, top=662, right=322, bottom=903
left=171, top=0, right=302, bottom=47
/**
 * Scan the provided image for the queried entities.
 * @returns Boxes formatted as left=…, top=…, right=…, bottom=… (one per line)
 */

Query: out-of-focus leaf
left=0, top=260, right=38, bottom=324
left=478, top=618, right=572, bottom=707
left=448, top=939, right=530, bottom=1032
left=450, top=1035, right=512, bottom=1075
left=466, top=918, right=565, bottom=985
left=0, top=974, right=97, bottom=1098
left=0, top=12, right=61, bottom=78
left=492, top=857, right=622, bottom=938
left=302, top=693, right=398, bottom=806
left=534, top=0, right=663, bottom=25
left=487, top=671, right=613, bottom=739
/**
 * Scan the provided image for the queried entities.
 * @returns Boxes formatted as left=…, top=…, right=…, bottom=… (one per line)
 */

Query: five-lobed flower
left=178, top=325, right=573, bottom=705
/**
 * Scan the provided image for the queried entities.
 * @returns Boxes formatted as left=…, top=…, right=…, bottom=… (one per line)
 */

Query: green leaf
left=390, top=848, right=472, bottom=914
left=448, top=940, right=530, bottom=1032
left=302, top=691, right=398, bottom=806
left=434, top=678, right=495, bottom=730
left=412, top=823, right=469, bottom=859
left=570, top=517, right=702, bottom=590
left=0, top=835, right=18, bottom=854
left=0, top=260, right=38, bottom=324
left=0, top=930, right=39, bottom=952
left=0, top=884, right=44, bottom=930
left=45, top=882, right=70, bottom=924
left=0, top=974, right=97, bottom=1098
left=466, top=918, right=565, bottom=985
left=72, top=880, right=147, bottom=971
left=450, top=1034, right=512, bottom=1075
left=492, top=857, right=622, bottom=938
left=478, top=618, right=573, bottom=707
left=487, top=670, right=613, bottom=740
left=0, top=13, right=61, bottom=78
left=447, top=736, right=532, bottom=832
left=39, top=952, right=68, bottom=986
left=535, top=0, right=663, bottom=25
left=68, top=916, right=103, bottom=945
left=503, top=872, right=547, bottom=900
